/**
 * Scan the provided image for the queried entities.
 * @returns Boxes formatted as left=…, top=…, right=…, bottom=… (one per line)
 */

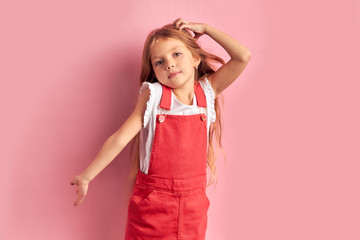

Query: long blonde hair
left=130, top=23, right=225, bottom=187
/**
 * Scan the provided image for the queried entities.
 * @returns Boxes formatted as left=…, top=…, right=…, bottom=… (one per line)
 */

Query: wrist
left=79, top=173, right=92, bottom=183
left=203, top=24, right=213, bottom=35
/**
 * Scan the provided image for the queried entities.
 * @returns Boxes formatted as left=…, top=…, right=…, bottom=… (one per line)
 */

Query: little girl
left=70, top=18, right=251, bottom=239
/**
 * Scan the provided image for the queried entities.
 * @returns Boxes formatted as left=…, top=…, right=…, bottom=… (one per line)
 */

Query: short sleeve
left=139, top=82, right=155, bottom=128
left=199, top=77, right=216, bottom=123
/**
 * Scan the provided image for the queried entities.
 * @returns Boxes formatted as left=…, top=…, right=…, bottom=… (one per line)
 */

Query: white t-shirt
left=138, top=77, right=216, bottom=174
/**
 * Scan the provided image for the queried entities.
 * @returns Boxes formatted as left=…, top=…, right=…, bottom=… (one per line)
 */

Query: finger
left=175, top=18, right=188, bottom=29
left=74, top=196, right=83, bottom=206
left=80, top=187, right=88, bottom=197
left=78, top=195, right=85, bottom=204
left=179, top=20, right=189, bottom=29
left=179, top=24, right=191, bottom=32
left=174, top=18, right=184, bottom=29
left=173, top=18, right=182, bottom=26
left=70, top=177, right=79, bottom=185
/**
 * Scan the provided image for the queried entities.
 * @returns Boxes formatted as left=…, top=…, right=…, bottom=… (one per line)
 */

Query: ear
left=193, top=56, right=201, bottom=68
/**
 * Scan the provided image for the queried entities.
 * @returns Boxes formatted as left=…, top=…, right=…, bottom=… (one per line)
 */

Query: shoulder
left=198, top=76, right=215, bottom=100
left=139, top=82, right=162, bottom=128
left=139, top=81, right=163, bottom=107
left=140, top=81, right=162, bottom=96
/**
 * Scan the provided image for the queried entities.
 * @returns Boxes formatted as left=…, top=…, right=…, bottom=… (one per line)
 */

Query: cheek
left=153, top=69, right=163, bottom=78
left=154, top=68, right=160, bottom=75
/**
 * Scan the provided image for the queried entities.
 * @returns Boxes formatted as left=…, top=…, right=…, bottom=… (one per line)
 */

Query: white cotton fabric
left=138, top=77, right=216, bottom=174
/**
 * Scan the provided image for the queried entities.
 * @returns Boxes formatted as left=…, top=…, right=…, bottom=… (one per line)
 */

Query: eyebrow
left=151, top=46, right=184, bottom=61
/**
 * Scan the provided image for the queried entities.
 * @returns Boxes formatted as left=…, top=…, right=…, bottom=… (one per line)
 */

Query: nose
left=165, top=61, right=175, bottom=70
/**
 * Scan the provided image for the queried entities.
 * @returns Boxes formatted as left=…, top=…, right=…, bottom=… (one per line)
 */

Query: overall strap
left=159, top=82, right=207, bottom=110
left=159, top=84, right=172, bottom=110
left=194, top=82, right=207, bottom=108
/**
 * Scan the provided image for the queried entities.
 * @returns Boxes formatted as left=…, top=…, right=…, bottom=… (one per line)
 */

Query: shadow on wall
left=7, top=43, right=143, bottom=240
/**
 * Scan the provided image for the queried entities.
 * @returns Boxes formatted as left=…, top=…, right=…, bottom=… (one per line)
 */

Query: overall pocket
left=129, top=184, right=155, bottom=209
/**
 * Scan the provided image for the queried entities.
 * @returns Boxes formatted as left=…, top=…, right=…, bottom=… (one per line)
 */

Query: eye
left=174, top=52, right=182, bottom=57
left=154, top=60, right=164, bottom=66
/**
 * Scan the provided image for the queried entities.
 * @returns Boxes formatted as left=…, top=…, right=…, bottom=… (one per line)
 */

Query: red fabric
left=149, top=114, right=207, bottom=179
left=125, top=83, right=209, bottom=240
left=194, top=83, right=207, bottom=108
left=125, top=173, right=209, bottom=240
left=159, top=84, right=172, bottom=110
left=160, top=82, right=207, bottom=110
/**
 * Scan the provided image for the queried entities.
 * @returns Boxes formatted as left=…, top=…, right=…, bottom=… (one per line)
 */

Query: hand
left=70, top=175, right=89, bottom=206
left=173, top=18, right=207, bottom=39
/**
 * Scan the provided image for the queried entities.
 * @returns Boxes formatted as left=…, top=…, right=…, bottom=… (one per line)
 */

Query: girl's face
left=150, top=37, right=200, bottom=89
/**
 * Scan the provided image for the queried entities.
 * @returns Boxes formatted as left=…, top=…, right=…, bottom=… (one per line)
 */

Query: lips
left=168, top=71, right=181, bottom=79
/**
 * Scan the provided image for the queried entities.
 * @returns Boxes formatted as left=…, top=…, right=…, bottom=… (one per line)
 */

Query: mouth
left=168, top=71, right=181, bottom=79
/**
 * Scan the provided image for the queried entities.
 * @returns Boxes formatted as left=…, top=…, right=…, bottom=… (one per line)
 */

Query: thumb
left=70, top=177, right=78, bottom=185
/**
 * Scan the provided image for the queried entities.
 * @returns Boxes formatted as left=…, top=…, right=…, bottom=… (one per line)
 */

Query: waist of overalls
left=135, top=170, right=207, bottom=193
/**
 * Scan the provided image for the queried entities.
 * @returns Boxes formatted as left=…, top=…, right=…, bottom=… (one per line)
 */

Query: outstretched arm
left=174, top=18, right=251, bottom=97
left=70, top=88, right=150, bottom=206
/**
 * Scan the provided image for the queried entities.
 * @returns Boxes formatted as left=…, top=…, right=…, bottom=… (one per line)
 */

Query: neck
left=172, top=80, right=196, bottom=105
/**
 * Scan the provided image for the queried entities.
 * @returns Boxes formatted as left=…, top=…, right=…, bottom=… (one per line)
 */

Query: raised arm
left=174, top=18, right=251, bottom=97
left=203, top=25, right=251, bottom=97
left=70, top=88, right=150, bottom=206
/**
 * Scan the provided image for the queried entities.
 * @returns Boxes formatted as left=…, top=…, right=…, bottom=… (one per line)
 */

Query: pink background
left=1, top=0, right=359, bottom=239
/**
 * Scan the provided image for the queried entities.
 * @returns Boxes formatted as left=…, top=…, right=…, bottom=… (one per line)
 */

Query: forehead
left=150, top=38, right=189, bottom=59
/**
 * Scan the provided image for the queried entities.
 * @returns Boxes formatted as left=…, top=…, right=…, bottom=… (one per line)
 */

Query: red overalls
left=125, top=82, right=210, bottom=240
